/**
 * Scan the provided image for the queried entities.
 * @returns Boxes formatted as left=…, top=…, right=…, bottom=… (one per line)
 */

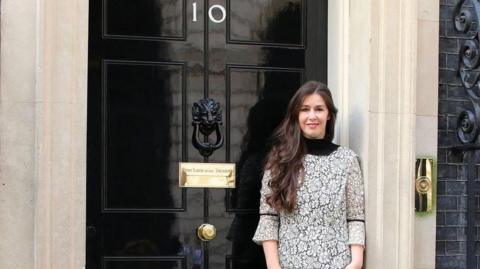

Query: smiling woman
left=253, top=81, right=365, bottom=269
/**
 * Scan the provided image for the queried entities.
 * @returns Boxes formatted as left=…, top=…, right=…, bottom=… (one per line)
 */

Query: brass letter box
left=415, top=158, right=433, bottom=213
left=179, top=162, right=235, bottom=188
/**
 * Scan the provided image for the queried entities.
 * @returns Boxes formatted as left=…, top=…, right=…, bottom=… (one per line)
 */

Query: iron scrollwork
left=457, top=109, right=479, bottom=143
left=191, top=98, right=224, bottom=157
left=453, top=2, right=480, bottom=268
left=455, top=7, right=475, bottom=34
left=454, top=0, right=480, bottom=144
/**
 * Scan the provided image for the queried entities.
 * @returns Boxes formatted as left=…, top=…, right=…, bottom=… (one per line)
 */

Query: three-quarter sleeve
left=346, top=154, right=366, bottom=247
left=252, top=170, right=280, bottom=245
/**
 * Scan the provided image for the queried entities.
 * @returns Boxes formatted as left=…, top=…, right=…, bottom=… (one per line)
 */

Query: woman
left=252, top=81, right=365, bottom=269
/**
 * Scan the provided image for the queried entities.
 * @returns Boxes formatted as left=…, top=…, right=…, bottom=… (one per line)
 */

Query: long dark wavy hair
left=265, top=81, right=338, bottom=213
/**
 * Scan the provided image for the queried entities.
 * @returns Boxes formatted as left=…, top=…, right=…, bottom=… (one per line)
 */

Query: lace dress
left=252, top=141, right=365, bottom=269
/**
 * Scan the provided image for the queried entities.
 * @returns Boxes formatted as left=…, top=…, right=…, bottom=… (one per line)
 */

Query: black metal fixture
left=191, top=98, right=224, bottom=157
left=452, top=1, right=480, bottom=267
left=455, top=8, right=474, bottom=33
left=457, top=110, right=479, bottom=144
left=454, top=0, right=480, bottom=143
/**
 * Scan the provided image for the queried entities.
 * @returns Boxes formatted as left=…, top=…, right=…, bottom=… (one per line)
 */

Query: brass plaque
left=179, top=162, right=235, bottom=188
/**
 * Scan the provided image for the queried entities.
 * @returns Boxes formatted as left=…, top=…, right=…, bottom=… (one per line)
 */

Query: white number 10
left=192, top=2, right=226, bottom=23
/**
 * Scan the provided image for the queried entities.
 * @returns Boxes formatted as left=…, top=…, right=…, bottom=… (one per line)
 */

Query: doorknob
left=197, top=223, right=217, bottom=241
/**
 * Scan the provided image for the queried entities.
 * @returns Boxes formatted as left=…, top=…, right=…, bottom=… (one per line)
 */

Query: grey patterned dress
left=252, top=145, right=365, bottom=269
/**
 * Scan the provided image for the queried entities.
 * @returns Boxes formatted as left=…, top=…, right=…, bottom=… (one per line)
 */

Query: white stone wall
left=0, top=0, right=37, bottom=267
left=328, top=0, right=437, bottom=268
left=0, top=0, right=89, bottom=268
left=414, top=1, right=439, bottom=269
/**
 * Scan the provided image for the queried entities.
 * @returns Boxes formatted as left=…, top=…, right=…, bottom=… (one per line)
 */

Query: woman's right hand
left=262, top=240, right=281, bottom=269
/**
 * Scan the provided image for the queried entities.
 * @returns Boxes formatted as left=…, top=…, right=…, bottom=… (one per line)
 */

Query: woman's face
left=298, top=93, right=330, bottom=139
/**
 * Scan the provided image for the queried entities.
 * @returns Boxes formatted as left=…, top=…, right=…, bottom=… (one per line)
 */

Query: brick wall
left=437, top=0, right=477, bottom=268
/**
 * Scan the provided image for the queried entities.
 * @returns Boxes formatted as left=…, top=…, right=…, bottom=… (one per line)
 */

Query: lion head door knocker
left=192, top=98, right=224, bottom=157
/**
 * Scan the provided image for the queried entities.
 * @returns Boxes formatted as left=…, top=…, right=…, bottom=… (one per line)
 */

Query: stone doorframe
left=0, top=0, right=438, bottom=268
left=333, top=1, right=438, bottom=267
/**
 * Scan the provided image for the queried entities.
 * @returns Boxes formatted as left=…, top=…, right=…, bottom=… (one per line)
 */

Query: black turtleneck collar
left=302, top=135, right=339, bottom=156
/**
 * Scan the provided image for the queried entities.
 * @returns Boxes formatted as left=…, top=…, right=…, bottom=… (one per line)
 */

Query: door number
left=193, top=2, right=226, bottom=23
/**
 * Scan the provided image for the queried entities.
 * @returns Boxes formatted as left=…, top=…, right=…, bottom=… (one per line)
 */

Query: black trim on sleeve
left=347, top=219, right=365, bottom=222
left=259, top=213, right=279, bottom=216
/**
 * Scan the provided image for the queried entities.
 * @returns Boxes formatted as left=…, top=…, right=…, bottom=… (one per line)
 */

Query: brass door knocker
left=192, top=98, right=224, bottom=157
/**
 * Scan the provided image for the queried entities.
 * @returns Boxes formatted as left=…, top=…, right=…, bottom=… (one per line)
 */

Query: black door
left=87, top=1, right=327, bottom=268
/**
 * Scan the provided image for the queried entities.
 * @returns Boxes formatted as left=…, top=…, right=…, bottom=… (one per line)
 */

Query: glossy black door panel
left=104, top=0, right=185, bottom=39
left=227, top=68, right=303, bottom=209
left=103, top=214, right=181, bottom=256
left=88, top=0, right=327, bottom=268
left=104, top=61, right=185, bottom=210
left=228, top=0, right=304, bottom=46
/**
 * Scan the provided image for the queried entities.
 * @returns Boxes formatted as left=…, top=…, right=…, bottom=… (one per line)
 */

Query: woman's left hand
left=345, top=262, right=362, bottom=269
left=347, top=244, right=364, bottom=269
